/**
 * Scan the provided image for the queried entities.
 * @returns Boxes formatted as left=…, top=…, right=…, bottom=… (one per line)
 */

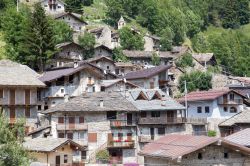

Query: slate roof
left=124, top=89, right=185, bottom=111
left=115, top=62, right=134, bottom=67
left=219, top=108, right=250, bottom=126
left=139, top=135, right=218, bottom=160
left=224, top=128, right=250, bottom=147
left=53, top=12, right=88, bottom=24
left=23, top=138, right=85, bottom=152
left=192, top=53, right=214, bottom=62
left=87, top=56, right=114, bottom=64
left=0, top=60, right=45, bottom=87
left=101, top=79, right=138, bottom=88
left=122, top=50, right=175, bottom=59
left=55, top=41, right=81, bottom=49
left=178, top=89, right=245, bottom=102
left=125, top=65, right=171, bottom=80
left=39, top=62, right=105, bottom=83
left=42, top=92, right=138, bottom=114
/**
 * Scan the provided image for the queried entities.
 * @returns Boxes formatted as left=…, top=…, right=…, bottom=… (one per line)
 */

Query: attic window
left=151, top=91, right=162, bottom=100
left=136, top=92, right=148, bottom=100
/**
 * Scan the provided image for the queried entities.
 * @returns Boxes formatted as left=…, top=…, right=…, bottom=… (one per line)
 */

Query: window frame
left=197, top=107, right=202, bottom=113
left=205, top=106, right=210, bottom=113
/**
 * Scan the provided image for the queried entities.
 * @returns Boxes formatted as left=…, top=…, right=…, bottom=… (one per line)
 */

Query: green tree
left=50, top=19, right=73, bottom=44
left=119, top=27, right=144, bottom=50
left=112, top=47, right=128, bottom=62
left=159, top=27, right=174, bottom=51
left=175, top=53, right=195, bottom=68
left=0, top=113, right=29, bottom=166
left=78, top=32, right=95, bottom=59
left=151, top=52, right=160, bottom=66
left=64, top=0, right=93, bottom=13
left=23, top=4, right=55, bottom=72
left=105, top=0, right=125, bottom=24
left=179, top=71, right=212, bottom=93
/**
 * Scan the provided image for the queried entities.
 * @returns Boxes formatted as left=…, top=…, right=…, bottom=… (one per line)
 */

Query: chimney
left=64, top=94, right=69, bottom=102
left=161, top=94, right=166, bottom=106
left=100, top=99, right=104, bottom=108
left=74, top=61, right=79, bottom=68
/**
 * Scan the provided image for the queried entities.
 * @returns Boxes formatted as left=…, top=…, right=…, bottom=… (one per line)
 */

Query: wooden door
left=9, top=89, right=15, bottom=105
left=55, top=155, right=60, bottom=166
left=25, top=90, right=30, bottom=105
left=127, top=113, right=132, bottom=125
left=150, top=128, right=154, bottom=140
left=10, top=107, right=15, bottom=123
left=167, top=111, right=174, bottom=123
left=69, top=117, right=75, bottom=129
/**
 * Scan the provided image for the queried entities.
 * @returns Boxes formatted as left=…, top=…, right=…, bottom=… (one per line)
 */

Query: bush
left=96, top=149, right=109, bottom=163
left=208, top=130, right=216, bottom=137
left=151, top=52, right=160, bottom=66
left=176, top=53, right=194, bottom=68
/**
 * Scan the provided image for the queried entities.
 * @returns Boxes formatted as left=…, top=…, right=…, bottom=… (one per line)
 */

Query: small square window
left=61, top=89, right=64, bottom=93
left=151, top=111, right=160, bottom=117
left=141, top=111, right=147, bottom=118
left=158, top=128, right=165, bottom=135
left=197, top=107, right=202, bottom=113
left=224, top=152, right=228, bottom=159
left=198, top=153, right=202, bottom=160
left=224, top=107, right=228, bottom=112
left=64, top=155, right=68, bottom=163
left=230, top=107, right=237, bottom=113
left=205, top=106, right=210, bottom=113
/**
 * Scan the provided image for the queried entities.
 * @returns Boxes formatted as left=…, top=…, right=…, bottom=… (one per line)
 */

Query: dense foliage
left=78, top=32, right=96, bottom=59
left=151, top=52, right=160, bottom=66
left=112, top=47, right=128, bottom=62
left=119, top=27, right=144, bottom=50
left=65, top=0, right=94, bottom=13
left=179, top=71, right=212, bottom=93
left=176, top=53, right=195, bottom=68
left=0, top=113, right=29, bottom=166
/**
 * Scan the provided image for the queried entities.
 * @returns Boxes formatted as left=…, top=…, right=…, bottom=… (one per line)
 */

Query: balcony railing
left=138, top=117, right=185, bottom=125
left=57, top=123, right=88, bottom=130
left=218, top=99, right=243, bottom=105
left=186, top=117, right=208, bottom=124
left=110, top=119, right=136, bottom=127
left=108, top=140, right=135, bottom=148
left=192, top=131, right=208, bottom=136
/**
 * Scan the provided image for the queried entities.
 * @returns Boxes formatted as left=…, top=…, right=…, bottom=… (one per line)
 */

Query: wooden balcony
left=110, top=119, right=136, bottom=127
left=108, top=140, right=135, bottom=149
left=138, top=136, right=153, bottom=143
left=159, top=80, right=169, bottom=86
left=218, top=99, right=243, bottom=105
left=57, top=123, right=88, bottom=130
left=186, top=117, right=208, bottom=124
left=138, top=117, right=185, bottom=125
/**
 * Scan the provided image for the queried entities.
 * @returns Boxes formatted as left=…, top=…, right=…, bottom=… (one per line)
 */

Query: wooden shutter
left=58, top=117, right=64, bottom=124
left=10, top=89, right=15, bottom=105
left=69, top=117, right=75, bottom=129
left=88, top=133, right=97, bottom=142
left=25, top=107, right=30, bottom=118
left=79, top=117, right=84, bottom=123
left=0, top=89, right=3, bottom=98
left=25, top=90, right=30, bottom=105
left=108, top=133, right=113, bottom=142
left=10, top=107, right=15, bottom=123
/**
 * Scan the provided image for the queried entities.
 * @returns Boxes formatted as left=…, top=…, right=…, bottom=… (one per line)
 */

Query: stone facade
left=40, top=0, right=65, bottom=15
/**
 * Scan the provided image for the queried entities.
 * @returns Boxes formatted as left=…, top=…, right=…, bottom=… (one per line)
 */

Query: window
left=60, top=88, right=64, bottom=93
left=92, top=86, right=95, bottom=92
left=107, top=66, right=110, bottom=70
left=198, top=153, right=202, bottom=160
left=224, top=152, right=228, bottom=159
left=158, top=128, right=165, bottom=135
left=230, top=107, right=237, bottom=113
left=79, top=117, right=84, bottom=123
left=38, top=105, right=42, bottom=111
left=67, top=132, right=73, bottom=139
left=58, top=117, right=64, bottom=124
left=151, top=111, right=160, bottom=117
left=205, top=106, right=210, bottom=113
left=58, top=133, right=64, bottom=138
left=229, top=93, right=234, bottom=101
left=58, top=5, right=61, bottom=8
left=107, top=111, right=117, bottom=120
left=0, top=89, right=3, bottom=98
left=118, top=133, right=123, bottom=141
left=81, top=151, right=87, bottom=160
left=197, top=107, right=202, bottom=113
left=64, top=155, right=68, bottom=163
left=224, top=107, right=228, bottom=112
left=25, top=107, right=30, bottom=118
left=141, top=112, right=147, bottom=118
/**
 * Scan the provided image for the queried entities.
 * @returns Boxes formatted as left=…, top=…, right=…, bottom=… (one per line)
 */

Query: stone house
left=123, top=46, right=190, bottom=66
left=125, top=65, right=171, bottom=93
left=47, top=42, right=83, bottom=69
left=23, top=138, right=86, bottom=166
left=89, top=27, right=113, bottom=49
left=192, top=53, right=217, bottom=68
left=40, top=0, right=65, bottom=15
left=143, top=34, right=160, bottom=51
left=53, top=12, right=88, bottom=32
left=94, top=44, right=113, bottom=58
left=139, top=134, right=250, bottom=166
left=100, top=79, right=139, bottom=92
left=42, top=92, right=139, bottom=164
left=39, top=62, right=116, bottom=109
left=178, top=89, right=246, bottom=136
left=114, top=62, right=141, bottom=76
left=219, top=108, right=250, bottom=137
left=87, top=56, right=116, bottom=74
left=0, top=60, right=45, bottom=132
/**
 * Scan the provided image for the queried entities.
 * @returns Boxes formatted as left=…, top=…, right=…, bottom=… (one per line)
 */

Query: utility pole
left=184, top=80, right=188, bottom=118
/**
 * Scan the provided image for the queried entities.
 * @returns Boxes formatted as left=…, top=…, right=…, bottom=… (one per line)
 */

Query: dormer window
left=151, top=91, right=162, bottom=100
left=136, top=91, right=148, bottom=100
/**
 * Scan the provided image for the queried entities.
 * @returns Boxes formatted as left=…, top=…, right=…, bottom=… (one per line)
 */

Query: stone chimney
left=161, top=94, right=166, bottom=106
